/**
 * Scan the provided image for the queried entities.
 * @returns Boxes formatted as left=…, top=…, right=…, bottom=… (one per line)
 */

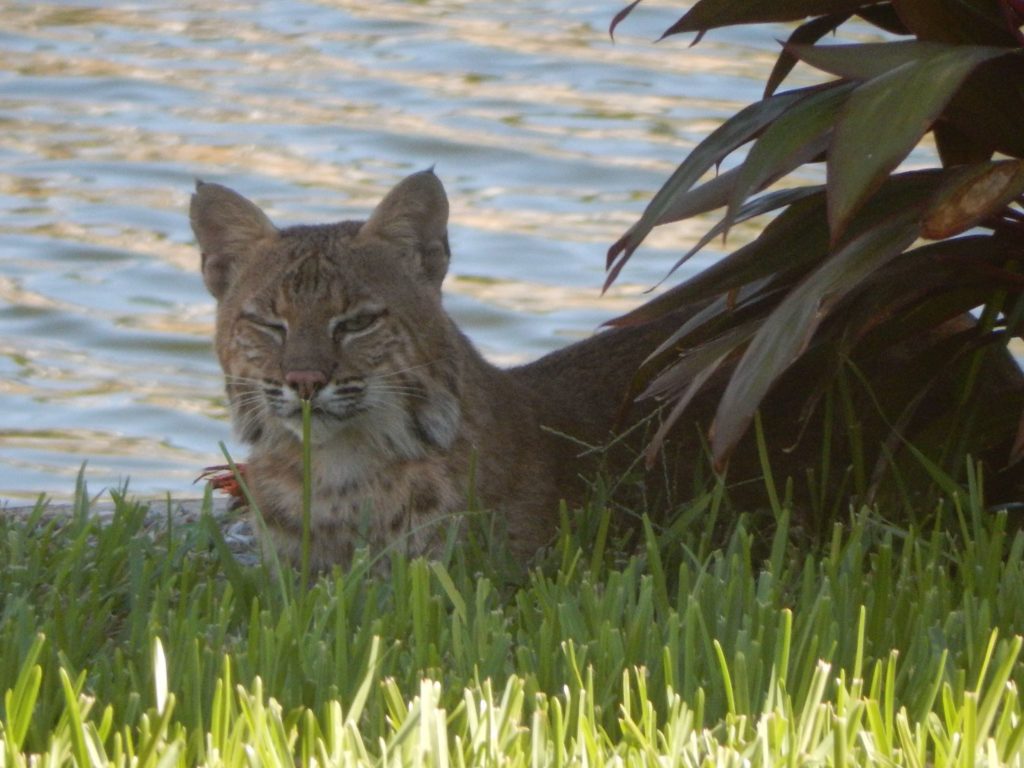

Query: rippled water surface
left=1, top=1, right=822, bottom=503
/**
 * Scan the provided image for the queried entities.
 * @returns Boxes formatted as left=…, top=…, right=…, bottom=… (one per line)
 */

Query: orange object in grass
left=196, top=463, right=248, bottom=500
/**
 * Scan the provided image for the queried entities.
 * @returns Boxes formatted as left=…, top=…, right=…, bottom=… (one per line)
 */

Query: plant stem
left=301, top=399, right=313, bottom=591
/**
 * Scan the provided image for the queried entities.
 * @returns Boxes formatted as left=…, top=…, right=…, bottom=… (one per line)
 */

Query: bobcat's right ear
left=358, top=169, right=451, bottom=289
left=190, top=181, right=278, bottom=299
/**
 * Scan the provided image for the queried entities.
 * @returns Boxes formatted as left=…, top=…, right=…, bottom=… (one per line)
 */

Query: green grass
left=2, top=469, right=1023, bottom=766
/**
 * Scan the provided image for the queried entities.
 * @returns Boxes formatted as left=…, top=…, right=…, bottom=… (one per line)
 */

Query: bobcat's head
left=191, top=171, right=462, bottom=457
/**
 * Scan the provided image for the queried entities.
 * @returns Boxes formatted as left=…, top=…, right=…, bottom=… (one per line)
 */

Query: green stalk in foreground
left=301, top=398, right=313, bottom=591
left=2, top=465, right=1024, bottom=765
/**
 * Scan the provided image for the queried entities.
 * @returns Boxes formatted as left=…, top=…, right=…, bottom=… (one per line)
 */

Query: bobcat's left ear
left=358, top=169, right=450, bottom=288
left=191, top=181, right=279, bottom=299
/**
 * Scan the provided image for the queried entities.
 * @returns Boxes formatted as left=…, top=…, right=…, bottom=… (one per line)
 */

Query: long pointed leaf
left=710, top=208, right=923, bottom=463
left=606, top=86, right=821, bottom=277
left=641, top=320, right=757, bottom=401
left=609, top=0, right=644, bottom=40
left=827, top=45, right=1008, bottom=240
left=726, top=84, right=853, bottom=231
left=838, top=235, right=1024, bottom=349
left=856, top=5, right=910, bottom=35
left=660, top=0, right=869, bottom=38
left=644, top=350, right=731, bottom=470
left=651, top=166, right=741, bottom=226
left=792, top=41, right=1008, bottom=82
left=892, top=0, right=1020, bottom=46
left=765, top=13, right=853, bottom=98
left=604, top=170, right=742, bottom=291
left=624, top=284, right=788, bottom=411
left=612, top=170, right=947, bottom=328
left=662, top=184, right=825, bottom=286
left=643, top=292, right=770, bottom=382
left=608, top=190, right=830, bottom=326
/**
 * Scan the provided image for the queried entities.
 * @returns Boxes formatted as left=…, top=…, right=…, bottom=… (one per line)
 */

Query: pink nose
left=285, top=370, right=328, bottom=401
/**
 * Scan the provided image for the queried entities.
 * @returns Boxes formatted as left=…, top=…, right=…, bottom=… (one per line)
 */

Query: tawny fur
left=192, top=170, right=1024, bottom=569
left=191, top=171, right=671, bottom=568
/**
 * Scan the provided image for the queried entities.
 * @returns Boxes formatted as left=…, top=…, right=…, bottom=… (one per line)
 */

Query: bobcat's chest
left=247, top=443, right=459, bottom=569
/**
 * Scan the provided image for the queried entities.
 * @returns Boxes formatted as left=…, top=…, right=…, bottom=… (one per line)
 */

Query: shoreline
left=1, top=494, right=260, bottom=565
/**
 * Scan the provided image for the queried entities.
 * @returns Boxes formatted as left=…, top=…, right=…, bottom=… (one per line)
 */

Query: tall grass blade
left=3, top=633, right=45, bottom=752
left=301, top=398, right=313, bottom=591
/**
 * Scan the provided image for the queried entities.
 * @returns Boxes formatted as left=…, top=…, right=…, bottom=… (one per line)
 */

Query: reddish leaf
left=856, top=5, right=911, bottom=34
left=790, top=40, right=989, bottom=81
left=663, top=185, right=825, bottom=285
left=836, top=236, right=1024, bottom=355
left=604, top=169, right=742, bottom=292
left=827, top=45, right=1007, bottom=240
left=764, top=13, right=852, bottom=98
left=892, top=0, right=1020, bottom=45
left=710, top=207, right=923, bottom=464
left=607, top=191, right=829, bottom=327
left=726, top=84, right=853, bottom=232
left=934, top=121, right=995, bottom=167
left=659, top=0, right=869, bottom=39
left=644, top=350, right=730, bottom=470
left=641, top=320, right=757, bottom=401
left=606, top=87, right=819, bottom=281
left=642, top=285, right=781, bottom=375
left=609, top=0, right=644, bottom=40
left=922, top=160, right=1024, bottom=239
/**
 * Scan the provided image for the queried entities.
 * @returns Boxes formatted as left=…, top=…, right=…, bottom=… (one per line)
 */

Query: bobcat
left=193, top=170, right=1023, bottom=569
left=191, top=170, right=682, bottom=568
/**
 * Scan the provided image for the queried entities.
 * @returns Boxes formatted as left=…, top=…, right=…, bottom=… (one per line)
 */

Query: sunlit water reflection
left=0, top=1, right=850, bottom=502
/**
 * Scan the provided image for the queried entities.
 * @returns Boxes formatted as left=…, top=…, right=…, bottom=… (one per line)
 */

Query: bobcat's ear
left=190, top=181, right=278, bottom=299
left=358, top=169, right=450, bottom=288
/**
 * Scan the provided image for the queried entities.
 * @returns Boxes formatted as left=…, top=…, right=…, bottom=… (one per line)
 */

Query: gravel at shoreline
left=1, top=495, right=260, bottom=565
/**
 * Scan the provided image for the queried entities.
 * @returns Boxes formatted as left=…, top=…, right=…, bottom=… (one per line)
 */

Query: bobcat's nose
left=285, top=370, right=328, bottom=401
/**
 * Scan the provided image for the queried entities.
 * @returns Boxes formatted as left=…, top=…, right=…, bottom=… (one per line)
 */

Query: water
left=0, top=1, right=819, bottom=503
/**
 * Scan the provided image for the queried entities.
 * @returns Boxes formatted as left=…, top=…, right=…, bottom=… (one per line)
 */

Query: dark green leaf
left=663, top=184, right=825, bottom=284
left=641, top=320, right=757, bottom=401
left=606, top=86, right=821, bottom=280
left=922, top=160, right=1024, bottom=239
left=934, top=121, right=995, bottom=166
left=765, top=13, right=853, bottom=98
left=827, top=45, right=1007, bottom=239
left=790, top=40, right=1003, bottom=81
left=944, top=57, right=1024, bottom=158
left=616, top=286, right=774, bottom=408
left=644, top=347, right=731, bottom=470
left=608, top=191, right=830, bottom=327
left=856, top=5, right=911, bottom=34
left=613, top=170, right=946, bottom=328
left=645, top=167, right=739, bottom=227
left=659, top=0, right=870, bottom=39
left=835, top=235, right=1024, bottom=353
left=726, top=84, right=854, bottom=232
left=604, top=169, right=740, bottom=291
left=710, top=207, right=923, bottom=463
left=892, top=0, right=1019, bottom=45
left=643, top=282, right=783, bottom=374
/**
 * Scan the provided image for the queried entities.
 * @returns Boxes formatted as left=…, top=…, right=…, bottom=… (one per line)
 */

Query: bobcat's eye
left=241, top=312, right=287, bottom=341
left=331, top=309, right=385, bottom=338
